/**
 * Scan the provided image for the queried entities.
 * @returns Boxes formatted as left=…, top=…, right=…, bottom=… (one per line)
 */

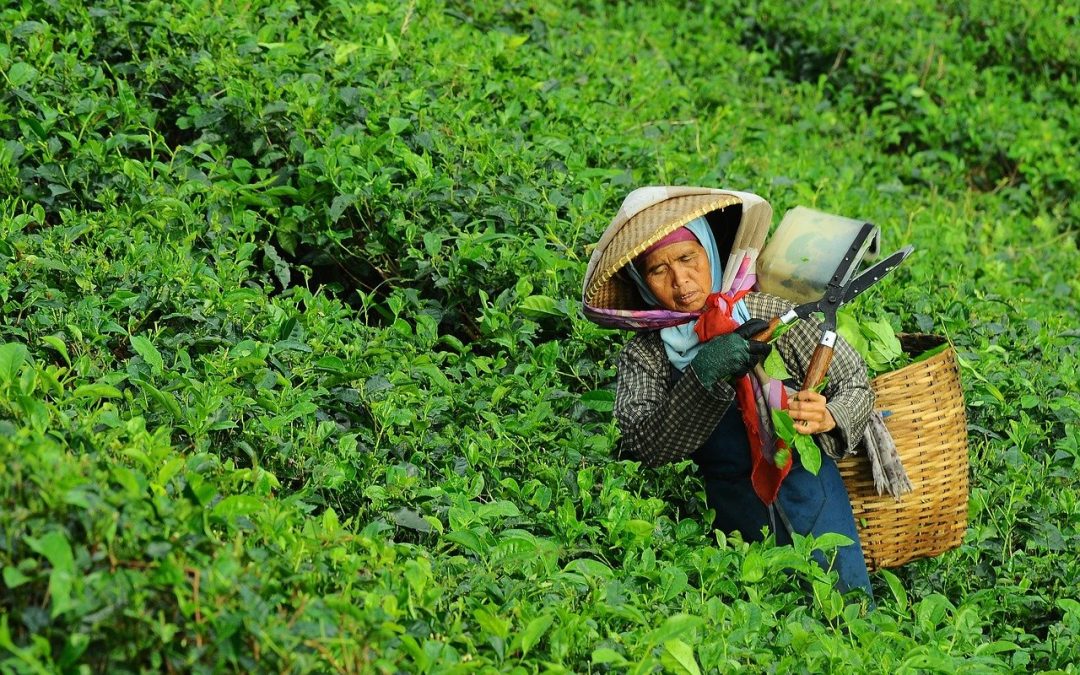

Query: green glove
left=691, top=319, right=773, bottom=388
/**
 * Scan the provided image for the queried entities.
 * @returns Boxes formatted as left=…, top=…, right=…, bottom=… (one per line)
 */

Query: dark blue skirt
left=694, top=403, right=873, bottom=599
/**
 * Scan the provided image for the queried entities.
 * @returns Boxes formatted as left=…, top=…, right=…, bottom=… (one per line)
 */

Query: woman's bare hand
left=787, top=390, right=836, bottom=435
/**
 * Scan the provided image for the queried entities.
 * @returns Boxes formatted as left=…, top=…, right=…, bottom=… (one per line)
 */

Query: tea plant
left=2, top=0, right=1078, bottom=671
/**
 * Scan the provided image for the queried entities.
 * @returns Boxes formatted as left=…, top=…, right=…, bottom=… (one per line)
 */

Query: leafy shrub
left=2, top=0, right=1078, bottom=671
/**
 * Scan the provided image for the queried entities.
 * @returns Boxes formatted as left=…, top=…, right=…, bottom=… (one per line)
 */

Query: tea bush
left=2, top=0, right=1079, bottom=671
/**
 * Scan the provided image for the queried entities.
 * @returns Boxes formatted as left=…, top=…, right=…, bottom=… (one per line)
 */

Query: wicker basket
left=837, top=334, right=970, bottom=571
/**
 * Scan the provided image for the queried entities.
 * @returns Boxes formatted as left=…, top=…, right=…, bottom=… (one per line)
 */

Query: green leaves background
left=1, top=0, right=1079, bottom=671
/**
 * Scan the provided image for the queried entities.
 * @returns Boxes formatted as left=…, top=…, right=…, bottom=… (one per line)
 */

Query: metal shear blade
left=793, top=245, right=916, bottom=332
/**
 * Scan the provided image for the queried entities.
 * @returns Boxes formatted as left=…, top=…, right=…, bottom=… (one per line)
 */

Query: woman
left=582, top=187, right=874, bottom=599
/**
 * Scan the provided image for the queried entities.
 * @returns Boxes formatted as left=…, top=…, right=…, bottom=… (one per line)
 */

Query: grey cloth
left=864, top=411, right=913, bottom=498
left=615, top=292, right=874, bottom=468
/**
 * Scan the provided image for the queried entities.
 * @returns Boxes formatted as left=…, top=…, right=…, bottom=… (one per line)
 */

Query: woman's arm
left=614, top=334, right=737, bottom=467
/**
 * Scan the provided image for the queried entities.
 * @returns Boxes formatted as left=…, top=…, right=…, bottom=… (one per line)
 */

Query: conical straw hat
left=583, top=188, right=771, bottom=322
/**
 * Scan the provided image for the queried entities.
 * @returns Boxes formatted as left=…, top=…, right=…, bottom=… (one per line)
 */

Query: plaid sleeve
left=746, top=292, right=874, bottom=459
left=614, top=332, right=737, bottom=467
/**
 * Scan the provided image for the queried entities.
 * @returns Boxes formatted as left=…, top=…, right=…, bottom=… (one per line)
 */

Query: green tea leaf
left=0, top=342, right=29, bottom=384
left=645, top=614, right=704, bottom=646
left=763, top=349, right=792, bottom=380
left=741, top=550, right=765, bottom=583
left=768, top=321, right=796, bottom=343
left=2, top=566, right=31, bottom=589
left=184, top=474, right=216, bottom=506
left=20, top=116, right=47, bottom=142
left=17, top=395, right=49, bottom=431
left=836, top=308, right=869, bottom=358
left=862, top=319, right=902, bottom=366
left=25, top=531, right=75, bottom=617
left=334, top=42, right=361, bottom=65
left=982, top=382, right=1006, bottom=403
left=591, top=648, right=628, bottom=665
left=130, top=335, right=164, bottom=374
left=315, top=356, right=348, bottom=373
left=563, top=558, right=613, bottom=580
left=660, top=566, right=689, bottom=601
left=812, top=532, right=853, bottom=550
left=661, top=639, right=702, bottom=675
left=422, top=231, right=442, bottom=257
left=624, top=519, right=654, bottom=537
left=813, top=376, right=829, bottom=394
left=392, top=508, right=432, bottom=532
left=879, top=569, right=908, bottom=611
left=973, top=641, right=1020, bottom=656
left=774, top=446, right=791, bottom=467
left=1057, top=598, right=1080, bottom=616
left=72, top=384, right=123, bottom=401
left=476, top=500, right=520, bottom=521
left=212, top=495, right=263, bottom=520
left=793, top=432, right=822, bottom=475
left=516, top=614, right=553, bottom=657
left=25, top=531, right=75, bottom=575
left=519, top=295, right=568, bottom=318
left=771, top=408, right=796, bottom=439
left=472, top=606, right=510, bottom=639
left=771, top=408, right=822, bottom=473
left=41, top=336, right=70, bottom=366
left=329, top=194, right=356, bottom=222
left=18, top=364, right=37, bottom=396
left=7, top=62, right=38, bottom=87
left=580, top=389, right=615, bottom=412
left=444, top=530, right=487, bottom=555
left=133, top=379, right=183, bottom=421
left=263, top=242, right=291, bottom=287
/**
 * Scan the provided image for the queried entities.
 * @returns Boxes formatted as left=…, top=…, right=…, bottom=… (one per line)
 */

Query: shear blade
left=840, top=245, right=916, bottom=305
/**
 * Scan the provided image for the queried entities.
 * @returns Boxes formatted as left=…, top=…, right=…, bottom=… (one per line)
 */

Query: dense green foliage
left=2, top=0, right=1079, bottom=671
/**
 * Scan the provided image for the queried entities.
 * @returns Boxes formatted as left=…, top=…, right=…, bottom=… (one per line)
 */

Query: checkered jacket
left=614, top=292, right=874, bottom=467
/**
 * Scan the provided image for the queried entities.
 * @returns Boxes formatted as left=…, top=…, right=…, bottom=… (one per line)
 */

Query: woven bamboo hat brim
left=583, top=193, right=743, bottom=310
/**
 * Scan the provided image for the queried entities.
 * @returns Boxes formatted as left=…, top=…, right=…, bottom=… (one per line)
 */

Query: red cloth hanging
left=694, top=292, right=792, bottom=505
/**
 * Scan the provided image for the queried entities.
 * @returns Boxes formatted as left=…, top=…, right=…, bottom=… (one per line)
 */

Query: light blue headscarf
left=627, top=216, right=751, bottom=371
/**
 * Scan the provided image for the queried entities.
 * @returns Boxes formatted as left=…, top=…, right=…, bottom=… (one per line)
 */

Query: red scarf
left=694, top=291, right=792, bottom=505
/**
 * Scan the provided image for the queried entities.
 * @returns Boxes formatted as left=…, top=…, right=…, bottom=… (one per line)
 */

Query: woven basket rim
left=870, top=333, right=954, bottom=386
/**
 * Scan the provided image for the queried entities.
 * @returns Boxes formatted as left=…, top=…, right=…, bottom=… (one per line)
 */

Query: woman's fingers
left=788, top=391, right=826, bottom=417
left=788, top=390, right=836, bottom=434
left=790, top=414, right=829, bottom=434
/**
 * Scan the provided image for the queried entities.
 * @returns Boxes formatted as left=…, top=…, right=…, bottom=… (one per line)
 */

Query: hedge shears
left=753, top=223, right=915, bottom=389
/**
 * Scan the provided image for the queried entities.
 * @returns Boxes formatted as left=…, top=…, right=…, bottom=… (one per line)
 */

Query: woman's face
left=641, top=240, right=712, bottom=312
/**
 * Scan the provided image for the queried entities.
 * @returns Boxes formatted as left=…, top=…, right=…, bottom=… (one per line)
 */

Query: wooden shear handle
left=750, top=316, right=781, bottom=343
left=802, top=337, right=835, bottom=391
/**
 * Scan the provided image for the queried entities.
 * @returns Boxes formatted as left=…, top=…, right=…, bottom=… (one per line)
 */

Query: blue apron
left=693, top=402, right=874, bottom=599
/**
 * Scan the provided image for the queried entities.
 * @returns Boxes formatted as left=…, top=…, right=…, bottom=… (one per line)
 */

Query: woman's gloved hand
left=691, top=318, right=773, bottom=388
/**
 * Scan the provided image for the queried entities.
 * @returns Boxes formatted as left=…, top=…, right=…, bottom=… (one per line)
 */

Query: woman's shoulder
left=618, top=330, right=673, bottom=383
left=622, top=330, right=663, bottom=355
left=619, top=330, right=666, bottom=367
left=746, top=291, right=796, bottom=317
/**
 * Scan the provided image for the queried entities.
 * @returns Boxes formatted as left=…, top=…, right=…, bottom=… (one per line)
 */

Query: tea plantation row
left=2, top=0, right=1079, bottom=672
